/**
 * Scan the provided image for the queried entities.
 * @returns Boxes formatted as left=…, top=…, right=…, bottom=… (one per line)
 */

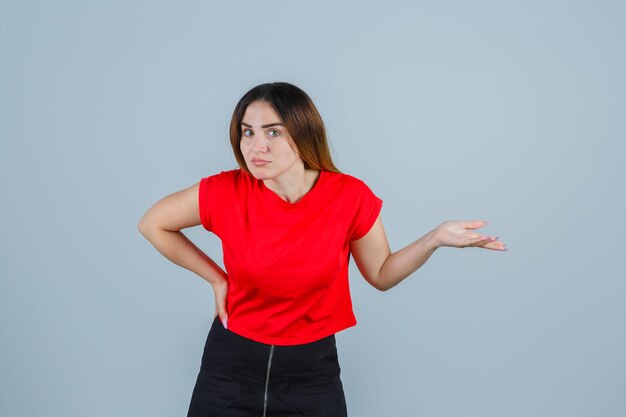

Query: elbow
left=376, top=281, right=398, bottom=292
left=374, top=258, right=392, bottom=292
left=374, top=268, right=402, bottom=292
left=137, top=214, right=154, bottom=237
left=137, top=215, right=146, bottom=233
left=373, top=274, right=391, bottom=292
left=137, top=221, right=149, bottom=238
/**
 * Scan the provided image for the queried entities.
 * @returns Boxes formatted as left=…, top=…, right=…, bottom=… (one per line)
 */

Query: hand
left=431, top=220, right=507, bottom=251
left=211, top=278, right=229, bottom=329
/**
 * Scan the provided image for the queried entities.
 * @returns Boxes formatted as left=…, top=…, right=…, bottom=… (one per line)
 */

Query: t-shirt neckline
left=261, top=170, right=325, bottom=208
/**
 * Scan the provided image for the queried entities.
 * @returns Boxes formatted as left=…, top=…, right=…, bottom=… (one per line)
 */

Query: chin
left=246, top=166, right=271, bottom=180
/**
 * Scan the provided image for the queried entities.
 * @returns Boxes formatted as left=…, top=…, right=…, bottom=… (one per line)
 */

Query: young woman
left=138, top=82, right=507, bottom=417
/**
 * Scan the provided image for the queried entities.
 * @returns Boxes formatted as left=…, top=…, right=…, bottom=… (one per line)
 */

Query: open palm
left=433, top=220, right=507, bottom=251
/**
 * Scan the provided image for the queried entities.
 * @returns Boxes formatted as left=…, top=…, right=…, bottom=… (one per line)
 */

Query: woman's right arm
left=137, top=181, right=229, bottom=325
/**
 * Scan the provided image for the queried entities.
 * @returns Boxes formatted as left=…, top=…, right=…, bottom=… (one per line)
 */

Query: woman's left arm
left=350, top=216, right=507, bottom=291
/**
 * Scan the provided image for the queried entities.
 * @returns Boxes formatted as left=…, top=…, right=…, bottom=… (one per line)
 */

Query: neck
left=263, top=167, right=320, bottom=204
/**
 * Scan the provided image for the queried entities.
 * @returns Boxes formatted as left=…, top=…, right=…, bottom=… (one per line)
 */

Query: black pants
left=187, top=314, right=349, bottom=417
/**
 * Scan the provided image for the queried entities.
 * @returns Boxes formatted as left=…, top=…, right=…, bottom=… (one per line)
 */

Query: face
left=239, top=100, right=304, bottom=181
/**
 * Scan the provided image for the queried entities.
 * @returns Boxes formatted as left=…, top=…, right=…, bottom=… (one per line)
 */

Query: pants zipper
left=262, top=345, right=275, bottom=417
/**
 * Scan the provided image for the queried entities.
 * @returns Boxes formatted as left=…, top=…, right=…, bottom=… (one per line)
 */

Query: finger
left=218, top=305, right=228, bottom=329
left=464, top=220, right=489, bottom=230
left=469, top=233, right=493, bottom=241
left=478, top=240, right=508, bottom=251
left=467, top=235, right=495, bottom=247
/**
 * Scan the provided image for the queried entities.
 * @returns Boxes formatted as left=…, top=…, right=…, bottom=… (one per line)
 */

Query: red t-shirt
left=198, top=168, right=383, bottom=345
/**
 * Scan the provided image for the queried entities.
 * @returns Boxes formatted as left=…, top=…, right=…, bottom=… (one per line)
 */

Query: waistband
left=205, top=314, right=339, bottom=378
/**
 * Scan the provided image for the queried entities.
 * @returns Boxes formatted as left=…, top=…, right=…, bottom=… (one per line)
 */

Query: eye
left=242, top=129, right=253, bottom=137
left=268, top=129, right=280, bottom=137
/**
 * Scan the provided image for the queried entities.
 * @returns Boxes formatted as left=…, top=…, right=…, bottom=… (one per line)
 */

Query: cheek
left=276, top=141, right=295, bottom=156
left=286, top=145, right=300, bottom=160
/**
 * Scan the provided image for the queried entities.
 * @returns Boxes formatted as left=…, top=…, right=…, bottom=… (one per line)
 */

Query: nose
left=252, top=135, right=269, bottom=153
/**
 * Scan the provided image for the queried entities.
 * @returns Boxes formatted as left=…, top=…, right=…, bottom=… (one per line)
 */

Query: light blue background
left=1, top=1, right=625, bottom=416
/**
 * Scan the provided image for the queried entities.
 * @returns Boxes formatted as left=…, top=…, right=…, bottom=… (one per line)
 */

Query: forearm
left=139, top=226, right=227, bottom=286
left=377, top=229, right=439, bottom=291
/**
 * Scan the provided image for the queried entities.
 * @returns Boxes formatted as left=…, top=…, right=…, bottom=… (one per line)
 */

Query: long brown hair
left=229, top=82, right=342, bottom=175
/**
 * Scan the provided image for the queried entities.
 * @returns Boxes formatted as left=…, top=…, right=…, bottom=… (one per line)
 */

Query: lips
left=251, top=158, right=270, bottom=166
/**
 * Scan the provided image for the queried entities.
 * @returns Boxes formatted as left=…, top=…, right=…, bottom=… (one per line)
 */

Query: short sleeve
left=349, top=181, right=383, bottom=241
left=198, top=176, right=213, bottom=231
left=199, top=171, right=232, bottom=232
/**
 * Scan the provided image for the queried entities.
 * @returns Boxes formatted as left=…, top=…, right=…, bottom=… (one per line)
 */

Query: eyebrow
left=241, top=122, right=285, bottom=128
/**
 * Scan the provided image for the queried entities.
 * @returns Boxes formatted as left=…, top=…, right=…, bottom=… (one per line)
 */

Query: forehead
left=241, top=101, right=283, bottom=125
